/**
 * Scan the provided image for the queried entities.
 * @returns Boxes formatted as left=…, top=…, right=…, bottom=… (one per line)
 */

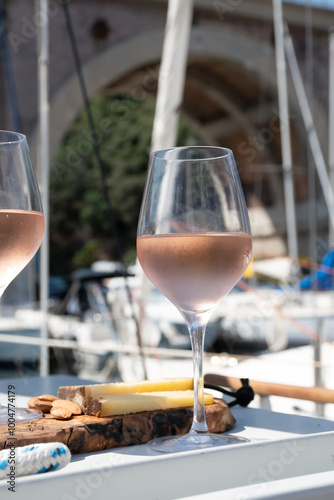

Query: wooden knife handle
left=204, top=373, right=334, bottom=404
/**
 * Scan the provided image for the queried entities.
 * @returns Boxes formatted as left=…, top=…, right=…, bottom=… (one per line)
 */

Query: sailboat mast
left=329, top=28, right=334, bottom=246
left=273, top=0, right=299, bottom=262
left=137, top=0, right=194, bottom=365
left=36, top=0, right=50, bottom=377
left=151, top=0, right=194, bottom=151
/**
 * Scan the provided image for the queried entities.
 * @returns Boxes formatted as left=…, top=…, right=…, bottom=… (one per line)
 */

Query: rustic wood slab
left=0, top=399, right=234, bottom=454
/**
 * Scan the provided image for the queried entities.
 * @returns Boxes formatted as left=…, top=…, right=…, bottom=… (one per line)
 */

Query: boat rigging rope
left=0, top=2, right=22, bottom=132
left=0, top=442, right=71, bottom=479
left=60, top=0, right=147, bottom=379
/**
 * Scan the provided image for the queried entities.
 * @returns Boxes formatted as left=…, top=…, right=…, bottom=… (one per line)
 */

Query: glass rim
left=151, top=146, right=233, bottom=162
left=0, top=130, right=26, bottom=146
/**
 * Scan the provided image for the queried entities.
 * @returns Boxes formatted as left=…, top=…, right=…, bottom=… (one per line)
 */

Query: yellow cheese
left=91, top=390, right=214, bottom=417
left=85, top=378, right=193, bottom=399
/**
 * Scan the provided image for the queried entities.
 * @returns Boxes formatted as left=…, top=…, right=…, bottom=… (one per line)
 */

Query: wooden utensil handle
left=204, top=374, right=334, bottom=404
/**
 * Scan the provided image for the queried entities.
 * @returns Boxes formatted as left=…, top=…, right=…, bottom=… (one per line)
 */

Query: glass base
left=0, top=405, right=43, bottom=425
left=148, top=432, right=250, bottom=453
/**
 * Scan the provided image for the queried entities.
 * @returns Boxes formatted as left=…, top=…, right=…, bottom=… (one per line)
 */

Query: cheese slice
left=87, top=390, right=214, bottom=417
left=86, top=378, right=193, bottom=398
left=58, top=378, right=194, bottom=410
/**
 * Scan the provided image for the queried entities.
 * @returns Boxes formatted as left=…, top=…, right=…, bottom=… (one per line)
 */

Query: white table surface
left=1, top=375, right=334, bottom=500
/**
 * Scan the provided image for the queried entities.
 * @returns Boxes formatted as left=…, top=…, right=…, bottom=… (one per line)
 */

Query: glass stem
left=185, top=311, right=211, bottom=436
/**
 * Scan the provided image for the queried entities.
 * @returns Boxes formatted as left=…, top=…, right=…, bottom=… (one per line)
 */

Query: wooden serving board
left=0, top=399, right=234, bottom=455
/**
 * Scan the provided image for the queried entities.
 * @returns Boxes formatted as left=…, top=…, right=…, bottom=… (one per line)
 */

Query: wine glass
left=137, top=146, right=252, bottom=452
left=0, top=131, right=44, bottom=424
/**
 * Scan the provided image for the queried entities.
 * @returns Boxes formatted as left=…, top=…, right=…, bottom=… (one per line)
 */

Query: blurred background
left=2, top=0, right=333, bottom=273
left=1, top=0, right=334, bottom=419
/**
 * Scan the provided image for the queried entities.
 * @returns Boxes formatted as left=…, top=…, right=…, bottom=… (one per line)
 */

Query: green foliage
left=72, top=239, right=100, bottom=269
left=50, top=94, right=202, bottom=275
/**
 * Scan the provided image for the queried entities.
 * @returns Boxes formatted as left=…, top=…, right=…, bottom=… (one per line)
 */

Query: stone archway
left=30, top=25, right=291, bottom=161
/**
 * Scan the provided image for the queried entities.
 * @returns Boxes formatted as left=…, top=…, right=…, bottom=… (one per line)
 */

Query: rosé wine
left=137, top=232, right=252, bottom=314
left=0, top=209, right=44, bottom=294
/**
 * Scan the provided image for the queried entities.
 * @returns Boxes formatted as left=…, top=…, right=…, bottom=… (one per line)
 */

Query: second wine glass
left=0, top=130, right=44, bottom=424
left=137, top=146, right=252, bottom=452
